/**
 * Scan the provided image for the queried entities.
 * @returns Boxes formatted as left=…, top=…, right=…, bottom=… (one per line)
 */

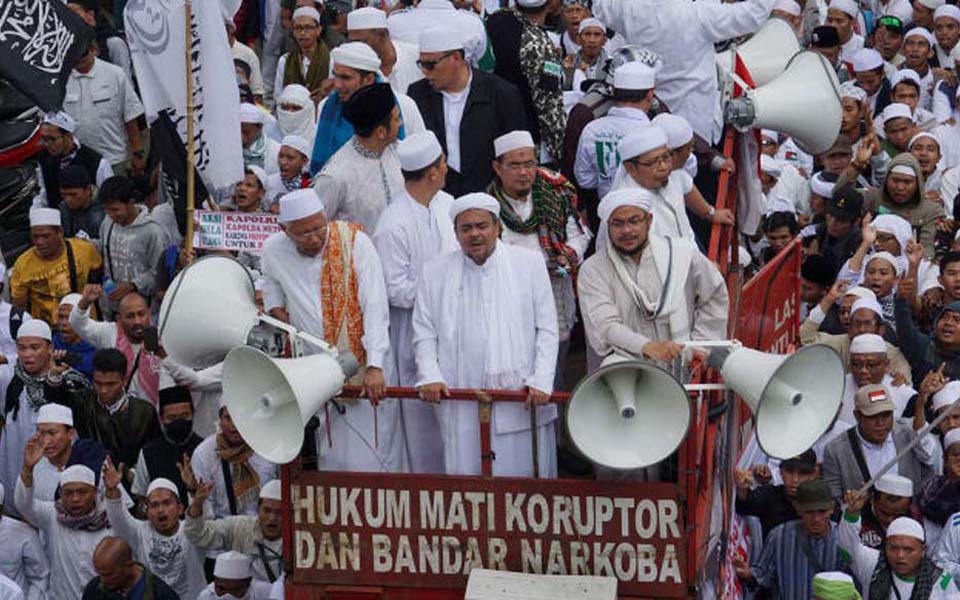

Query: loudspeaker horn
left=708, top=345, right=844, bottom=459
left=157, top=255, right=260, bottom=369
left=222, top=346, right=357, bottom=464
left=716, top=17, right=800, bottom=87
left=566, top=356, right=691, bottom=470
left=724, top=50, right=842, bottom=155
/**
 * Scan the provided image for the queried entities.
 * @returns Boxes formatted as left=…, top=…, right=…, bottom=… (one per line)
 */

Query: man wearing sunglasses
left=34, top=112, right=112, bottom=211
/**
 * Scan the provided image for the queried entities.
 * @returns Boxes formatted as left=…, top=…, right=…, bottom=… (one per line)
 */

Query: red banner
left=735, top=238, right=802, bottom=353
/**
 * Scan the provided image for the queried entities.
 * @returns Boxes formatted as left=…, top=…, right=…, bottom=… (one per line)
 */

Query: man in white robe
left=313, top=83, right=406, bottom=232
left=262, top=189, right=404, bottom=472
left=372, top=132, right=457, bottom=473
left=414, top=193, right=559, bottom=477
left=346, top=8, right=423, bottom=95
left=195, top=551, right=273, bottom=600
left=0, top=482, right=49, bottom=600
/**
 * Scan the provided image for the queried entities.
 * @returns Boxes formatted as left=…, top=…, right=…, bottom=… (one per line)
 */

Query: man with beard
left=82, top=536, right=179, bottom=600
left=103, top=459, right=206, bottom=600
left=15, top=444, right=113, bottom=600
left=264, top=135, right=313, bottom=211
left=131, top=386, right=204, bottom=505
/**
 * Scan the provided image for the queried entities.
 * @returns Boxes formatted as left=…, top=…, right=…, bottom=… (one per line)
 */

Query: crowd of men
left=17, top=0, right=960, bottom=596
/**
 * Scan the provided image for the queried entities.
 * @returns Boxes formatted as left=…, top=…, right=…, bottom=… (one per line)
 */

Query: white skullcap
left=905, top=27, right=935, bottom=45
left=876, top=473, right=913, bottom=497
left=890, top=69, right=921, bottom=89
left=37, top=403, right=73, bottom=426
left=292, top=6, right=321, bottom=23
left=945, top=428, right=960, bottom=450
left=652, top=113, right=693, bottom=149
left=280, top=134, right=311, bottom=159
left=866, top=251, right=902, bottom=276
left=239, top=102, right=265, bottom=124
left=578, top=18, right=605, bottom=34
left=851, top=297, right=884, bottom=319
left=146, top=478, right=180, bottom=499
left=909, top=131, right=940, bottom=150
left=850, top=332, right=886, bottom=354
left=760, top=154, right=783, bottom=177
left=597, top=188, right=654, bottom=223
left=872, top=213, right=913, bottom=251
left=450, top=192, right=500, bottom=221
left=760, top=129, right=779, bottom=142
left=890, top=164, right=918, bottom=177
left=494, top=130, right=535, bottom=158
left=347, top=7, right=388, bottom=30
left=933, top=380, right=960, bottom=412
left=765, top=193, right=795, bottom=215
left=773, top=0, right=802, bottom=15
left=278, top=189, right=324, bottom=224
left=59, top=292, right=82, bottom=307
left=845, top=286, right=877, bottom=302
left=829, top=0, right=859, bottom=18
left=419, top=28, right=463, bottom=53
left=613, top=61, right=656, bottom=91
left=887, top=517, right=924, bottom=541
left=214, top=551, right=252, bottom=580
left=60, top=464, right=95, bottom=488
left=245, top=164, right=268, bottom=189
left=516, top=0, right=547, bottom=6
left=260, top=479, right=282, bottom=500
left=397, top=131, right=443, bottom=171
left=619, top=126, right=668, bottom=161
left=17, top=319, right=51, bottom=341
left=43, top=111, right=76, bottom=133
left=331, top=41, right=382, bottom=73
left=840, top=81, right=867, bottom=102
left=852, top=48, right=884, bottom=72
left=882, top=102, right=914, bottom=124
left=30, top=207, right=61, bottom=228
left=918, top=0, right=946, bottom=9
left=279, top=84, right=312, bottom=107
left=936, top=4, right=960, bottom=22
left=810, top=172, right=835, bottom=197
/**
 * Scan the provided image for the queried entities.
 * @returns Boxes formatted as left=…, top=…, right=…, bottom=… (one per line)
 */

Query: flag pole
left=184, top=0, right=196, bottom=255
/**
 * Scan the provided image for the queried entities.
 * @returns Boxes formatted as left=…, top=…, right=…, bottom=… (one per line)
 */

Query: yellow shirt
left=10, top=238, right=103, bottom=325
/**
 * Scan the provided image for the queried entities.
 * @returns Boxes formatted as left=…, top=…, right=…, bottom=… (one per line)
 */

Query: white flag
left=124, top=0, right=243, bottom=190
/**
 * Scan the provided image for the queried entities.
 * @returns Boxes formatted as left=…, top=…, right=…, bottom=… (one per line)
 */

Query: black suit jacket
left=407, top=68, right=529, bottom=197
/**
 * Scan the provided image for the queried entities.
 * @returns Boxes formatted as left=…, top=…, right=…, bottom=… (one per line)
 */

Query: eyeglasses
left=417, top=51, right=457, bottom=71
left=631, top=153, right=672, bottom=168
left=287, top=226, right=326, bottom=241
left=502, top=160, right=537, bottom=171
left=292, top=23, right=318, bottom=33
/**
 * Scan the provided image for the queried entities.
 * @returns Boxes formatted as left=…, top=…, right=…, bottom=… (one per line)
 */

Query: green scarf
left=869, top=551, right=941, bottom=600
left=283, top=42, right=331, bottom=96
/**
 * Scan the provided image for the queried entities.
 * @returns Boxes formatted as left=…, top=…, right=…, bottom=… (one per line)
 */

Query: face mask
left=163, top=419, right=193, bottom=444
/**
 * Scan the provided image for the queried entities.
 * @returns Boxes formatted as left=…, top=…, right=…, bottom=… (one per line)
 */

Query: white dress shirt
left=441, top=71, right=473, bottom=173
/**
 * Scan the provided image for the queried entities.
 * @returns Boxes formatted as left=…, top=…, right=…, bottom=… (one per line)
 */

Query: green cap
left=794, top=480, right=834, bottom=512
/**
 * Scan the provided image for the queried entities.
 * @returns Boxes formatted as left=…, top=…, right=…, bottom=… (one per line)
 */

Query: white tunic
left=371, top=191, right=457, bottom=474
left=413, top=243, right=559, bottom=477
left=387, top=40, right=424, bottom=96
left=0, top=367, right=33, bottom=517
left=841, top=34, right=865, bottom=63
left=612, top=169, right=696, bottom=240
left=0, top=517, right=47, bottom=600
left=190, top=434, right=279, bottom=519
left=575, top=106, right=650, bottom=198
left=387, top=0, right=488, bottom=67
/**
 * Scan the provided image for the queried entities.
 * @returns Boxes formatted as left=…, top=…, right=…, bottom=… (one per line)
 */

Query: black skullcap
left=801, top=255, right=835, bottom=288
left=828, top=184, right=864, bottom=222
left=59, top=164, right=92, bottom=188
left=811, top=25, right=840, bottom=48
left=158, top=386, right=194, bottom=410
left=342, top=83, right=396, bottom=136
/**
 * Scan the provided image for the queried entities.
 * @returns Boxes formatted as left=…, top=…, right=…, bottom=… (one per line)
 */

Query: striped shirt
left=754, top=520, right=847, bottom=599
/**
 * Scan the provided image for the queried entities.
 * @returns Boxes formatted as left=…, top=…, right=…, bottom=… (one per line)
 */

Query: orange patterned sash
left=320, top=221, right=367, bottom=367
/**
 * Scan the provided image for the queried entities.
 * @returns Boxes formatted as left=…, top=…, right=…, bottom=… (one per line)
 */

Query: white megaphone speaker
left=708, top=345, right=844, bottom=459
left=716, top=17, right=800, bottom=87
left=724, top=50, right=842, bottom=154
left=222, top=346, right=359, bottom=464
left=158, top=256, right=260, bottom=369
left=567, top=356, right=691, bottom=470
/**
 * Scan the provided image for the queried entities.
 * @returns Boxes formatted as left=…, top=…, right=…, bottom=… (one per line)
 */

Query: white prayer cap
left=43, top=111, right=76, bottom=133
left=59, top=292, right=82, bottom=307
left=37, top=403, right=73, bottom=426
left=850, top=296, right=884, bottom=319
left=30, top=207, right=61, bottom=228
left=419, top=28, right=463, bottom=53
left=760, top=129, right=779, bottom=142
left=292, top=6, right=321, bottom=23
left=849, top=333, right=886, bottom=354
left=935, top=4, right=960, bottom=22
left=331, top=41, right=382, bottom=73
left=450, top=192, right=500, bottom=221
left=882, top=102, right=914, bottom=125
left=887, top=517, right=924, bottom=541
left=597, top=188, right=655, bottom=223
left=613, top=61, right=655, bottom=91
left=260, top=479, right=282, bottom=501
left=280, top=134, right=311, bottom=159
left=875, top=473, right=914, bottom=498
left=852, top=48, right=883, bottom=72
left=945, top=428, right=960, bottom=450
left=840, top=81, right=867, bottom=102
left=652, top=113, right=693, bottom=149
left=17, top=319, right=51, bottom=341
left=890, top=164, right=917, bottom=177
left=278, top=189, right=324, bottom=224
left=760, top=154, right=783, bottom=177
left=773, top=0, right=802, bottom=15
left=279, top=84, right=312, bottom=107
left=397, top=131, right=443, bottom=171
left=809, top=172, right=835, bottom=198
left=347, top=7, right=388, bottom=30
left=239, top=103, right=265, bottom=124
left=905, top=27, right=935, bottom=45
left=828, top=0, right=859, bottom=18
left=844, top=286, right=877, bottom=302
left=516, top=0, right=548, bottom=6
left=146, top=478, right=180, bottom=499
left=866, top=251, right=901, bottom=276
left=493, top=130, right=535, bottom=158
left=60, top=464, right=95, bottom=488
left=909, top=130, right=940, bottom=150
left=890, top=69, right=922, bottom=89
left=933, top=380, right=960, bottom=412
left=872, top=213, right=913, bottom=249
left=918, top=0, right=946, bottom=9
left=244, top=164, right=268, bottom=189
left=618, top=126, right=668, bottom=161
left=578, top=18, right=605, bottom=34
left=214, top=551, right=252, bottom=580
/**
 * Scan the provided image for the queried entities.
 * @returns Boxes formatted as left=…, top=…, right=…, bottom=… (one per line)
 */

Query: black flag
left=149, top=111, right=210, bottom=237
left=0, top=0, right=94, bottom=112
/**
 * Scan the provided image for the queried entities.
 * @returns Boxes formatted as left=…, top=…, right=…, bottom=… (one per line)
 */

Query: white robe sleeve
left=565, top=214, right=592, bottom=263
left=525, top=253, right=559, bottom=394
left=13, top=477, right=55, bottom=533
left=161, top=359, right=223, bottom=393
left=260, top=242, right=288, bottom=313
left=577, top=263, right=652, bottom=358
left=313, top=174, right=346, bottom=224
left=68, top=304, right=117, bottom=349
left=104, top=496, right=147, bottom=555
left=838, top=512, right=881, bottom=589
left=690, top=250, right=730, bottom=341
left=18, top=526, right=49, bottom=600
left=398, top=94, right=426, bottom=134
left=574, top=132, right=600, bottom=191
left=412, top=269, right=446, bottom=387
left=353, top=232, right=391, bottom=370
left=934, top=514, right=960, bottom=579
left=371, top=221, right=418, bottom=310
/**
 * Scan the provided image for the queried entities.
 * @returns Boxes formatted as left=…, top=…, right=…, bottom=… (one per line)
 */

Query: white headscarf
left=276, top=84, right=317, bottom=147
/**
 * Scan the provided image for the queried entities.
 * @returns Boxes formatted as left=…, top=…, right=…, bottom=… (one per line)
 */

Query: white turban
left=935, top=4, right=960, bottom=22
left=37, top=403, right=73, bottom=426
left=909, top=131, right=940, bottom=150
left=887, top=517, right=924, bottom=541
left=875, top=473, right=913, bottom=498
left=773, top=0, right=801, bottom=15
left=43, top=111, right=76, bottom=133
left=146, top=478, right=180, bottom=499
left=866, top=251, right=901, bottom=276
left=60, top=464, right=95, bottom=488
left=277, top=85, right=316, bottom=144
left=17, top=319, right=51, bottom=341
left=260, top=479, right=282, bottom=500
left=450, top=193, right=500, bottom=221
left=945, top=428, right=960, bottom=450
left=850, top=297, right=884, bottom=319
left=840, top=81, right=867, bottom=102
left=871, top=214, right=912, bottom=253
left=578, top=18, right=605, bottom=34
left=890, top=69, right=922, bottom=90
left=651, top=114, right=693, bottom=149
left=278, top=189, right=324, bottom=224
left=597, top=188, right=654, bottom=223
left=845, top=286, right=877, bottom=302
left=933, top=381, right=960, bottom=412
left=59, top=292, right=82, bottom=307
left=292, top=6, right=321, bottom=23
left=618, top=126, right=668, bottom=161
left=810, top=172, right=835, bottom=198
left=849, top=333, right=886, bottom=354
left=829, top=0, right=859, bottom=18
left=281, top=134, right=311, bottom=159
left=331, top=42, right=382, bottom=73
left=239, top=102, right=265, bottom=124
left=493, top=130, right=535, bottom=158
left=905, top=27, right=935, bottom=46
